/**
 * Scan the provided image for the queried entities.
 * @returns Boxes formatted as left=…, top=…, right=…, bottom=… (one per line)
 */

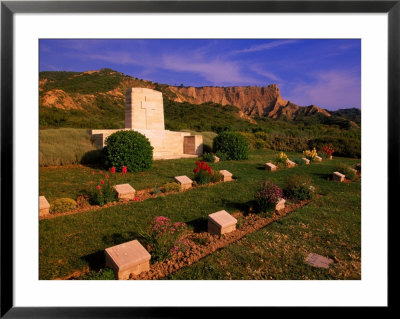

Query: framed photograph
left=1, top=0, right=395, bottom=316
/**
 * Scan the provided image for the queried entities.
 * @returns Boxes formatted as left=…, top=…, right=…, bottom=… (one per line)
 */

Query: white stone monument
left=90, top=88, right=203, bottom=160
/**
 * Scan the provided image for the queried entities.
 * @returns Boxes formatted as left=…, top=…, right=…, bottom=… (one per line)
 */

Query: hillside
left=39, top=68, right=359, bottom=130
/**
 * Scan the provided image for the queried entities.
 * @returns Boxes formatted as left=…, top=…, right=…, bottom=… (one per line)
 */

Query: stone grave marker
left=105, top=239, right=151, bottom=280
left=219, top=170, right=232, bottom=182
left=265, top=163, right=277, bottom=171
left=174, top=175, right=193, bottom=190
left=305, top=253, right=334, bottom=269
left=208, top=210, right=237, bottom=235
left=113, top=184, right=136, bottom=200
left=333, top=171, right=345, bottom=182
left=39, top=196, right=50, bottom=217
left=275, top=198, right=286, bottom=211
left=287, top=159, right=296, bottom=168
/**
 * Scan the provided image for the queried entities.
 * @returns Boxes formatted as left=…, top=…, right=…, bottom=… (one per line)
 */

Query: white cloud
left=285, top=70, right=361, bottom=109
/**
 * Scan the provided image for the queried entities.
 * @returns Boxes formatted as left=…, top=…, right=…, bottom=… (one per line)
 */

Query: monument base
left=89, top=129, right=203, bottom=160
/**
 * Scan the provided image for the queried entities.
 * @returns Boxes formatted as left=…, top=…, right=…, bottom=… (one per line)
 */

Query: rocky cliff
left=169, top=84, right=331, bottom=119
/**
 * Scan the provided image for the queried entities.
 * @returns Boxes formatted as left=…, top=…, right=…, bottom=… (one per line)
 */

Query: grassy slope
left=39, top=128, right=101, bottom=166
left=39, top=150, right=360, bottom=280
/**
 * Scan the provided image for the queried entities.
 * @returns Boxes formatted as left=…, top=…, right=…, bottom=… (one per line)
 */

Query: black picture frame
left=1, top=0, right=395, bottom=317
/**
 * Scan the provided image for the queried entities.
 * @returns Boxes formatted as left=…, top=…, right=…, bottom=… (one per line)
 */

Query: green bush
left=333, top=163, right=357, bottom=180
left=162, top=182, right=181, bottom=193
left=202, top=152, right=216, bottom=162
left=210, top=171, right=223, bottom=183
left=283, top=174, right=315, bottom=201
left=104, top=130, right=153, bottom=173
left=213, top=131, right=250, bottom=160
left=254, top=139, right=266, bottom=149
left=50, top=198, right=77, bottom=213
left=309, top=137, right=360, bottom=158
left=215, top=151, right=228, bottom=161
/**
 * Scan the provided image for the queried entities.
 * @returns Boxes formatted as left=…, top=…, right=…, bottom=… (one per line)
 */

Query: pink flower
left=122, top=166, right=128, bottom=174
left=110, top=167, right=116, bottom=174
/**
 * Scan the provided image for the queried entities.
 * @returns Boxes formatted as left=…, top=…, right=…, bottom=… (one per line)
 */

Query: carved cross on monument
left=125, top=88, right=165, bottom=130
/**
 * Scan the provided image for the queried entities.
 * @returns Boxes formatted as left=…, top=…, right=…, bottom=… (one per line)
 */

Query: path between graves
left=40, top=179, right=235, bottom=221
left=61, top=196, right=316, bottom=280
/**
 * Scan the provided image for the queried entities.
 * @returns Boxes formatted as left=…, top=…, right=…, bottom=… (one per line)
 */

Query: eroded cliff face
left=170, top=84, right=331, bottom=119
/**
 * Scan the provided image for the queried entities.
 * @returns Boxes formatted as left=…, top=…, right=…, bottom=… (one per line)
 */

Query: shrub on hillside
left=283, top=174, right=315, bottom=201
left=254, top=181, right=283, bottom=214
left=104, top=130, right=153, bottom=173
left=333, top=163, right=357, bottom=180
left=309, top=137, right=360, bottom=158
left=50, top=198, right=77, bottom=214
left=213, top=131, right=250, bottom=160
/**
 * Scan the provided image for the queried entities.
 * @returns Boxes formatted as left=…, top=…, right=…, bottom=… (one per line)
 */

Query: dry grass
left=39, top=128, right=100, bottom=166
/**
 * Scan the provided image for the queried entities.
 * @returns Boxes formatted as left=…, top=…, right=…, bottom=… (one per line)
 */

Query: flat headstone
left=275, top=198, right=286, bottom=211
left=39, top=196, right=50, bottom=217
left=287, top=159, right=296, bottom=168
left=105, top=239, right=151, bottom=280
left=333, top=171, right=345, bottom=182
left=113, top=183, right=136, bottom=200
left=301, top=158, right=310, bottom=165
left=208, top=210, right=237, bottom=235
left=265, top=162, right=277, bottom=171
left=314, top=156, right=322, bottom=162
left=305, top=253, right=334, bottom=269
left=213, top=155, right=220, bottom=163
left=219, top=170, right=232, bottom=182
left=174, top=175, right=193, bottom=190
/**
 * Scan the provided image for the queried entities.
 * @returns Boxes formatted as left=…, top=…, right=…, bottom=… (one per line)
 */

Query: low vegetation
left=39, top=150, right=360, bottom=280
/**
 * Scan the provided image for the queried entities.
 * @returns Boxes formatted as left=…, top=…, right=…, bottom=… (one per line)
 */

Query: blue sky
left=39, top=39, right=361, bottom=110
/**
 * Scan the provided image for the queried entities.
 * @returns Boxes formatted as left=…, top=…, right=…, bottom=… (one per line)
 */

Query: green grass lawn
left=39, top=150, right=360, bottom=280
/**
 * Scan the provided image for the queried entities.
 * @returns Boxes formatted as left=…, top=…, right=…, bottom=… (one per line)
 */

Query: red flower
left=105, top=174, right=109, bottom=179
left=100, top=180, right=105, bottom=185
left=91, top=171, right=95, bottom=175
left=193, top=167, right=199, bottom=173
left=96, top=185, right=101, bottom=190
left=110, top=167, right=116, bottom=174
left=99, top=171, right=103, bottom=175
left=196, top=161, right=200, bottom=166
left=134, top=197, right=139, bottom=202
left=122, top=166, right=128, bottom=174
